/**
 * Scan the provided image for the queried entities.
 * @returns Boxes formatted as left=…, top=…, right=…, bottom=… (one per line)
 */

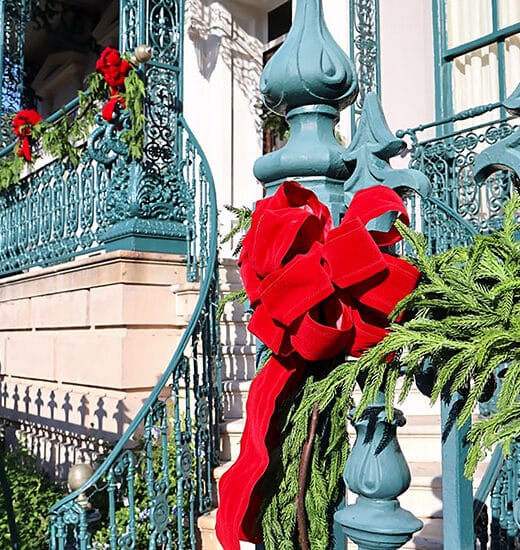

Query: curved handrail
left=48, top=114, right=220, bottom=544
left=425, top=196, right=479, bottom=237
left=0, top=95, right=82, bottom=158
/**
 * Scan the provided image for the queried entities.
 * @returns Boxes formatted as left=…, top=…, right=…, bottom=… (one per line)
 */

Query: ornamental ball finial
left=68, top=463, right=94, bottom=509
left=134, top=44, right=153, bottom=64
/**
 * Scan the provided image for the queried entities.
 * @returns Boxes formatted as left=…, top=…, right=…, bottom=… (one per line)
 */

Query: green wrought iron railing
left=48, top=116, right=221, bottom=549
left=0, top=97, right=109, bottom=275
left=399, top=102, right=520, bottom=548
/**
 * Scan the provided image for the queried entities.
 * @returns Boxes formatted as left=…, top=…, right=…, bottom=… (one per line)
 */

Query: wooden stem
left=297, top=402, right=320, bottom=550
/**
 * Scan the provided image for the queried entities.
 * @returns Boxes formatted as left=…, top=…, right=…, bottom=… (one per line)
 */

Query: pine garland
left=347, top=192, right=520, bottom=477
left=0, top=64, right=145, bottom=190
left=262, top=363, right=352, bottom=550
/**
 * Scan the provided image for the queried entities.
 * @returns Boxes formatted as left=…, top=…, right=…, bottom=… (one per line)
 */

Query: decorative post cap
left=343, top=93, right=431, bottom=206
left=260, top=0, right=358, bottom=115
left=254, top=0, right=359, bottom=221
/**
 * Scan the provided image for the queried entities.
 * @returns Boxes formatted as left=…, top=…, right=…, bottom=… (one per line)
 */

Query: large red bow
left=216, top=181, right=420, bottom=549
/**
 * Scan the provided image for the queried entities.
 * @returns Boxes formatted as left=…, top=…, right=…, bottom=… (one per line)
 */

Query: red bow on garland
left=216, top=181, right=420, bottom=550
left=12, top=109, right=42, bottom=162
left=96, top=47, right=131, bottom=124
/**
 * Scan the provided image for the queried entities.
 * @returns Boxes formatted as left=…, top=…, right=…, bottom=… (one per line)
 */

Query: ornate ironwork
left=49, top=118, right=221, bottom=549
left=399, top=99, right=520, bottom=548
left=399, top=111, right=518, bottom=251
left=349, top=0, right=380, bottom=131
left=0, top=147, right=109, bottom=275
left=0, top=0, right=33, bottom=147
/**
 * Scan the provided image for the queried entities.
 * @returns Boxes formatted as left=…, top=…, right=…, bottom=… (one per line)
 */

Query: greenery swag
left=0, top=48, right=146, bottom=190
left=221, top=190, right=520, bottom=549
left=348, top=191, right=520, bottom=478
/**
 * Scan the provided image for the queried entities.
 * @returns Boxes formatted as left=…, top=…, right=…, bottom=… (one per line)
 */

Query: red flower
left=101, top=96, right=126, bottom=123
left=96, top=47, right=132, bottom=90
left=12, top=109, right=42, bottom=161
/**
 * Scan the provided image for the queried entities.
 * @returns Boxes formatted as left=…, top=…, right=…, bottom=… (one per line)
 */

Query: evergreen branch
left=221, top=204, right=253, bottom=255
left=216, top=288, right=247, bottom=320
left=354, top=194, right=520, bottom=477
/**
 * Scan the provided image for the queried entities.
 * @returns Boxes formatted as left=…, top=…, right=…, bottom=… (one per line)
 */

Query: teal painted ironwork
left=397, top=102, right=518, bottom=241
left=48, top=116, right=221, bottom=549
left=349, top=0, right=380, bottom=134
left=398, top=86, right=520, bottom=547
left=343, top=92, right=430, bottom=206
left=255, top=2, right=423, bottom=547
left=254, top=0, right=358, bottom=223
left=334, top=95, right=426, bottom=550
left=0, top=0, right=197, bottom=275
left=0, top=0, right=33, bottom=147
left=102, top=0, right=189, bottom=257
left=335, top=393, right=423, bottom=550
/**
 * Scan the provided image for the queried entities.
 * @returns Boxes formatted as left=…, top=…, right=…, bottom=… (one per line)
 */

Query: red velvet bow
left=101, top=96, right=126, bottom=125
left=216, top=181, right=420, bottom=550
left=12, top=109, right=42, bottom=162
left=96, top=47, right=132, bottom=93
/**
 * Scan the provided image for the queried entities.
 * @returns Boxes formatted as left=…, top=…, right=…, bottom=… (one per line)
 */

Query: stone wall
left=0, top=250, right=192, bottom=479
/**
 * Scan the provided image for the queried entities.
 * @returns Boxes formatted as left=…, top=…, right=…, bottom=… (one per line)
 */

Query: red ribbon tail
left=216, top=356, right=303, bottom=550
left=17, top=136, right=32, bottom=162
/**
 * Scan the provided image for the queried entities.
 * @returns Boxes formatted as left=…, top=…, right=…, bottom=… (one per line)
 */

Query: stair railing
left=48, top=115, right=221, bottom=549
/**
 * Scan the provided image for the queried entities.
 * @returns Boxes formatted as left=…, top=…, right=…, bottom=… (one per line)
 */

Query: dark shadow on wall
left=0, top=377, right=133, bottom=481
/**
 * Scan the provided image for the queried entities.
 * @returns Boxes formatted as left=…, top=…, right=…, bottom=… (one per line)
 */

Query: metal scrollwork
left=350, top=0, right=380, bottom=128
left=406, top=117, right=519, bottom=241
left=87, top=113, right=130, bottom=165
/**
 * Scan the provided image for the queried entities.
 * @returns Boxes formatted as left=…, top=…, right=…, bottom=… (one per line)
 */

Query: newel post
left=254, top=0, right=428, bottom=548
left=253, top=0, right=357, bottom=223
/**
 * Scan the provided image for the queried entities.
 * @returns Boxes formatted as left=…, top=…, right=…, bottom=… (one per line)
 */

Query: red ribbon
left=216, top=181, right=420, bottom=549
left=12, top=109, right=42, bottom=162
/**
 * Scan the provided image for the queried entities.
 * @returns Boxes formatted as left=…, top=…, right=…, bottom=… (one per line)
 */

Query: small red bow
left=216, top=181, right=420, bottom=550
left=12, top=109, right=42, bottom=162
left=101, top=96, right=126, bottom=125
left=96, top=47, right=132, bottom=93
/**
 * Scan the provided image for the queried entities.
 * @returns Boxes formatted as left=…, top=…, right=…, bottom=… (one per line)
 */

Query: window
left=434, top=0, right=520, bottom=118
left=267, top=1, right=292, bottom=43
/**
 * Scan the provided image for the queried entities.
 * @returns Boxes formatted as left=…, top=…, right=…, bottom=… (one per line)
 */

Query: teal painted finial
left=260, top=0, right=357, bottom=114
left=343, top=93, right=430, bottom=205
left=254, top=0, right=358, bottom=222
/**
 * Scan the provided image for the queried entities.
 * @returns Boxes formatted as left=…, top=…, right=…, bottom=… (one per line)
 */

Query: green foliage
left=262, top=362, right=352, bottom=550
left=216, top=288, right=247, bottom=320
left=120, top=69, right=146, bottom=159
left=0, top=154, right=24, bottom=190
left=0, top=64, right=145, bottom=189
left=221, top=204, right=253, bottom=255
left=0, top=446, right=65, bottom=549
left=348, top=192, right=520, bottom=477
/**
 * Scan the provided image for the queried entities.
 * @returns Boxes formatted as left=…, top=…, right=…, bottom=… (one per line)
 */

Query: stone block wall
left=0, top=250, right=192, bottom=479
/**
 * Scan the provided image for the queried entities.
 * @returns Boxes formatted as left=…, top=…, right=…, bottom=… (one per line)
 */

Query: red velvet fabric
left=101, top=96, right=126, bottom=124
left=12, top=109, right=42, bottom=162
left=216, top=181, right=420, bottom=550
left=96, top=47, right=132, bottom=92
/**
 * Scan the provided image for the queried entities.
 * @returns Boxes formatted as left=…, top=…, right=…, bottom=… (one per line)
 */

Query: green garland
left=262, top=363, right=352, bottom=550
left=346, top=191, right=520, bottom=477
left=0, top=64, right=145, bottom=190
left=222, top=192, right=520, bottom=547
